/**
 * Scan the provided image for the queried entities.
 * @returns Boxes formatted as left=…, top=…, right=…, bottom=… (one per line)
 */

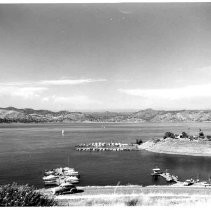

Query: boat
left=57, top=176, right=80, bottom=184
left=151, top=168, right=162, bottom=176
left=43, top=175, right=60, bottom=186
left=63, top=168, right=80, bottom=176
left=43, top=167, right=80, bottom=186
left=44, top=170, right=55, bottom=176
left=43, top=175, right=59, bottom=181
left=171, top=175, right=179, bottom=182
left=43, top=180, right=59, bottom=186
left=53, top=167, right=78, bottom=175
left=165, top=173, right=174, bottom=182
left=65, top=176, right=80, bottom=184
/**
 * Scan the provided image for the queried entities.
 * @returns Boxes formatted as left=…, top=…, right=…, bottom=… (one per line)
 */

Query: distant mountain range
left=1, top=107, right=211, bottom=123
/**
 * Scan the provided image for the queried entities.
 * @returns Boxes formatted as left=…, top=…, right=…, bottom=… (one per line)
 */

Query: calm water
left=1, top=122, right=211, bottom=188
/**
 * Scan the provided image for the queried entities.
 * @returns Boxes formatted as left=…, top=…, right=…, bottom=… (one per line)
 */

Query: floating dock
left=75, top=142, right=139, bottom=152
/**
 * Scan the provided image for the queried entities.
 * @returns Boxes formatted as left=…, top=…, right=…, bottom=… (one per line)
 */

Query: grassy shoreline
left=42, top=184, right=211, bottom=206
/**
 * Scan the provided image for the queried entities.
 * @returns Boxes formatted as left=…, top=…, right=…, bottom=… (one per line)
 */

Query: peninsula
left=139, top=130, right=211, bottom=157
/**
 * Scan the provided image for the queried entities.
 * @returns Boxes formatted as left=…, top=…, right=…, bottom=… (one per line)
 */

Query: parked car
left=202, top=181, right=211, bottom=187
left=52, top=183, right=77, bottom=195
left=183, top=179, right=194, bottom=186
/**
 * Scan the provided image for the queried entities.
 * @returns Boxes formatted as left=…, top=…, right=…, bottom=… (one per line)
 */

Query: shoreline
left=143, top=147, right=211, bottom=157
left=42, top=184, right=211, bottom=206
left=1, top=121, right=211, bottom=125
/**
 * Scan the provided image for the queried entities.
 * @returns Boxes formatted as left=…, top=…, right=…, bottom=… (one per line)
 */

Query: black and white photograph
left=1, top=1, right=211, bottom=207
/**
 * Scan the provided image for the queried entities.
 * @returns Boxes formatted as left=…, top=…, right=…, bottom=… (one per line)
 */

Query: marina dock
left=75, top=142, right=139, bottom=152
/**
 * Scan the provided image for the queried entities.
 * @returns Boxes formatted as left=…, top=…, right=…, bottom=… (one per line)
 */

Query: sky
left=0, top=3, right=211, bottom=111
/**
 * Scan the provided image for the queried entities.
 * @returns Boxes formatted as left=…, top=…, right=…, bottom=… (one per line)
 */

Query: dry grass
left=56, top=193, right=211, bottom=206
left=55, top=187, right=211, bottom=207
left=42, top=185, right=211, bottom=206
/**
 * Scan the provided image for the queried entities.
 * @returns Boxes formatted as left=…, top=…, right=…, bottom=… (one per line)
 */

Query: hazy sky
left=0, top=3, right=211, bottom=111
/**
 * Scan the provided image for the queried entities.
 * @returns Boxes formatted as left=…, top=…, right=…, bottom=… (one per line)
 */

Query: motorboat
left=57, top=176, right=79, bottom=185
left=165, top=173, right=174, bottom=182
left=44, top=169, right=55, bottom=176
left=43, top=167, right=80, bottom=186
left=64, top=176, right=80, bottom=184
left=63, top=167, right=75, bottom=171
left=64, top=171, right=79, bottom=176
left=53, top=167, right=77, bottom=175
left=43, top=180, right=59, bottom=186
left=151, top=168, right=162, bottom=176
left=43, top=175, right=59, bottom=181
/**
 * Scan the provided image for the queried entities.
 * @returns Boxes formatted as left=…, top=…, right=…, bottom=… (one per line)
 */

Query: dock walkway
left=75, top=142, right=139, bottom=152
left=151, top=168, right=179, bottom=183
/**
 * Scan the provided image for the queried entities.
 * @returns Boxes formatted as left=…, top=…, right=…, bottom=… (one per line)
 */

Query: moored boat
left=64, top=176, right=80, bottom=184
left=43, top=174, right=59, bottom=181
left=151, top=168, right=162, bottom=176
left=43, top=167, right=80, bottom=186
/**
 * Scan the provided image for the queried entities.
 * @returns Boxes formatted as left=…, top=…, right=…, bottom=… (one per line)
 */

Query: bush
left=0, top=183, right=57, bottom=206
left=125, top=198, right=138, bottom=206
left=181, top=132, right=189, bottom=138
left=163, top=132, right=175, bottom=139
left=189, top=135, right=194, bottom=141
left=136, top=139, right=143, bottom=145
left=199, top=131, right=205, bottom=139
left=207, top=135, right=211, bottom=140
left=153, top=138, right=160, bottom=143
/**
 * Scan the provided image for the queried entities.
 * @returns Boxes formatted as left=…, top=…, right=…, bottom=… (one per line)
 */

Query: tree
left=207, top=135, right=211, bottom=141
left=181, top=132, right=189, bottom=138
left=163, top=132, right=175, bottom=139
left=199, top=129, right=205, bottom=139
left=136, top=139, right=143, bottom=145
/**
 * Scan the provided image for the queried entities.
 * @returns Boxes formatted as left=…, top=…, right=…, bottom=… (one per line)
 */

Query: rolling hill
left=1, top=107, right=211, bottom=123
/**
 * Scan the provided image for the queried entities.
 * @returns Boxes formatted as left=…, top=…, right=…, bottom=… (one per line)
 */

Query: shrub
left=189, top=135, right=194, bottom=141
left=199, top=131, right=205, bottom=139
left=153, top=138, right=160, bottom=143
left=163, top=132, right=175, bottom=139
left=136, top=139, right=143, bottom=145
left=0, top=183, right=57, bottom=206
left=207, top=135, right=211, bottom=140
left=181, top=132, right=189, bottom=138
left=125, top=198, right=138, bottom=206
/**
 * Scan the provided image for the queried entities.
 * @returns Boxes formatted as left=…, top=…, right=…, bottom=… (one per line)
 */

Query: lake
left=1, top=122, right=211, bottom=188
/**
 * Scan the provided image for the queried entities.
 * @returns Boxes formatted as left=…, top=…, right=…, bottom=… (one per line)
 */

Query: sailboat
left=62, top=130, right=64, bottom=136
